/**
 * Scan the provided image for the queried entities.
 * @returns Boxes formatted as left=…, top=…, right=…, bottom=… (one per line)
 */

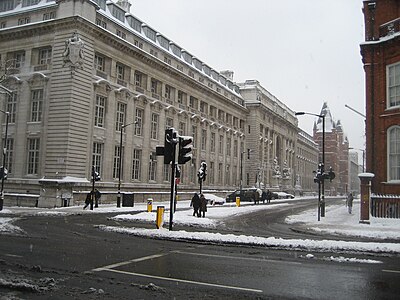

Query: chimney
left=220, top=70, right=234, bottom=81
left=117, top=0, right=132, bottom=13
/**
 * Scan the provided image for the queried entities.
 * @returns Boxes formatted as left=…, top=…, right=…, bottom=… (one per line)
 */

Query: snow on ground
left=285, top=199, right=400, bottom=240
left=1, top=195, right=400, bottom=255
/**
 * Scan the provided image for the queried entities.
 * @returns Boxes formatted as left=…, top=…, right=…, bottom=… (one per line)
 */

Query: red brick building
left=360, top=0, right=400, bottom=195
left=313, top=103, right=349, bottom=195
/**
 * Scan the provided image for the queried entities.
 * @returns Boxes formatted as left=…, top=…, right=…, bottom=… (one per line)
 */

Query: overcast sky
left=132, top=0, right=366, bottom=153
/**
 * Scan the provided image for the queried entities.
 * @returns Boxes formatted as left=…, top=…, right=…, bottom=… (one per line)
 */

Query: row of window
left=4, top=137, right=39, bottom=175
left=92, top=142, right=239, bottom=185
left=0, top=11, right=56, bottom=28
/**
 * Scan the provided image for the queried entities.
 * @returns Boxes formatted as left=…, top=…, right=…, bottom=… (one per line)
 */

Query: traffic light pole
left=169, top=144, right=176, bottom=231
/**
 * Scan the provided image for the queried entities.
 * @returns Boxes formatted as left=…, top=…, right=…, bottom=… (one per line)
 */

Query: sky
left=131, top=0, right=366, bottom=152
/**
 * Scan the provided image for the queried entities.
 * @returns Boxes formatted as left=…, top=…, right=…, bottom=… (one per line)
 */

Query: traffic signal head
left=328, top=167, right=336, bottom=182
left=178, top=136, right=193, bottom=164
left=0, top=166, right=8, bottom=180
left=163, top=128, right=177, bottom=164
left=92, top=166, right=101, bottom=181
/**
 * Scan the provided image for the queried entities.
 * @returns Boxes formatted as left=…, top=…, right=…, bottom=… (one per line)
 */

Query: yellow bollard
left=236, top=196, right=240, bottom=207
left=147, top=198, right=153, bottom=212
left=156, top=206, right=165, bottom=229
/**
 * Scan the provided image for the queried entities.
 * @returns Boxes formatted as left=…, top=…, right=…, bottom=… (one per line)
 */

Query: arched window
left=388, top=126, right=400, bottom=181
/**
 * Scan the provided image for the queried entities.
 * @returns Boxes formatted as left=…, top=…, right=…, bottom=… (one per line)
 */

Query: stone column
left=358, top=173, right=374, bottom=224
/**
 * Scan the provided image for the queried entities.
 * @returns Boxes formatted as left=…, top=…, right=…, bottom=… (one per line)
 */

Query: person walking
left=94, top=189, right=101, bottom=207
left=347, top=192, right=354, bottom=214
left=83, top=191, right=92, bottom=209
left=190, top=193, right=201, bottom=217
left=199, top=193, right=207, bottom=218
left=266, top=189, right=272, bottom=204
left=261, top=190, right=267, bottom=204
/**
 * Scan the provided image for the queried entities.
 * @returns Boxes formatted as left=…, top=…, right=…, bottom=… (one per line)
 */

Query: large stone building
left=360, top=0, right=400, bottom=195
left=0, top=0, right=318, bottom=207
left=313, top=103, right=349, bottom=195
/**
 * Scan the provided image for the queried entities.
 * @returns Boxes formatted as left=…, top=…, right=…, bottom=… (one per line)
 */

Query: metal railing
left=371, top=193, right=400, bottom=218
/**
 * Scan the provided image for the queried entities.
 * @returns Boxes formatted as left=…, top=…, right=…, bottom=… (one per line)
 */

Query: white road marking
left=382, top=269, right=400, bottom=274
left=92, top=253, right=169, bottom=272
left=103, top=268, right=263, bottom=293
left=173, top=250, right=302, bottom=265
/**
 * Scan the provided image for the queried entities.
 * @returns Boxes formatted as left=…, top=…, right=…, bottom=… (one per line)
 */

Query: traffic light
left=178, top=136, right=193, bottom=164
left=314, top=163, right=323, bottom=183
left=92, top=166, right=100, bottom=181
left=163, top=128, right=176, bottom=164
left=0, top=166, right=8, bottom=180
left=198, top=161, right=207, bottom=182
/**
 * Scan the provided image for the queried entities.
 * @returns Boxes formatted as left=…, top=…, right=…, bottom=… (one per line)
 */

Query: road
left=0, top=199, right=399, bottom=299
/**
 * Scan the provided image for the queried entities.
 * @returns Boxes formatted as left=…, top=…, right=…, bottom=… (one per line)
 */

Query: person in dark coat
left=199, top=193, right=207, bottom=218
left=94, top=189, right=101, bottom=206
left=190, top=193, right=201, bottom=217
left=83, top=191, right=92, bottom=209
left=261, top=190, right=267, bottom=204
left=266, top=190, right=272, bottom=204
left=347, top=192, right=354, bottom=214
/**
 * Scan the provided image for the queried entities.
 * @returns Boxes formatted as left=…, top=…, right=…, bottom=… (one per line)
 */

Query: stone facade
left=0, top=0, right=319, bottom=206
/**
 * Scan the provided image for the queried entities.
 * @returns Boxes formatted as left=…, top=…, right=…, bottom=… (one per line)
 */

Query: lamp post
left=0, top=87, right=11, bottom=211
left=117, top=121, right=136, bottom=208
left=295, top=111, right=325, bottom=221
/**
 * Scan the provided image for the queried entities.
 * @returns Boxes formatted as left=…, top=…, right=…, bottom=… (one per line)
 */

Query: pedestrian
left=83, top=191, right=91, bottom=209
left=266, top=189, right=272, bottom=204
left=347, top=192, right=354, bottom=214
left=190, top=193, right=201, bottom=217
left=94, top=189, right=101, bottom=206
left=199, top=193, right=207, bottom=218
left=261, top=190, right=267, bottom=204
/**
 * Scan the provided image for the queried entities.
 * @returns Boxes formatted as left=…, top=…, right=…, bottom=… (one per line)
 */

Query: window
left=116, top=102, right=126, bottom=132
left=43, top=11, right=56, bottom=20
left=134, top=72, right=142, bottom=87
left=96, top=18, right=107, bottom=29
left=226, top=137, right=231, bottom=156
left=388, top=63, right=400, bottom=108
left=165, top=117, right=174, bottom=129
left=127, top=16, right=141, bottom=33
left=116, top=63, right=125, bottom=80
left=143, top=26, right=156, bottom=42
left=116, top=29, right=126, bottom=39
left=94, top=54, right=105, bottom=72
left=388, top=126, right=400, bottom=181
left=179, top=122, right=186, bottom=136
left=22, top=0, right=40, bottom=6
left=4, top=138, right=13, bottom=173
left=209, top=162, right=214, bottom=184
left=151, top=78, right=159, bottom=95
left=95, top=95, right=106, bottom=127
left=92, top=142, right=103, bottom=176
left=201, top=129, right=207, bottom=151
left=150, top=113, right=159, bottom=140
left=163, top=164, right=170, bottom=182
left=234, top=139, right=238, bottom=157
left=191, top=126, right=197, bottom=148
left=7, top=92, right=17, bottom=123
left=158, top=35, right=169, bottom=50
left=132, top=149, right=141, bottom=180
left=93, top=0, right=106, bottom=10
left=0, top=0, right=14, bottom=12
left=31, top=89, right=43, bottom=122
left=39, top=48, right=52, bottom=65
left=149, top=157, right=157, bottom=181
left=13, top=51, right=25, bottom=68
left=113, top=145, right=121, bottom=179
left=27, top=138, right=40, bottom=175
left=110, top=4, right=125, bottom=22
left=135, top=108, right=143, bottom=136
left=18, top=17, right=30, bottom=25
left=1, top=22, right=6, bottom=28
left=219, top=135, right=224, bottom=154
left=218, top=163, right=223, bottom=184
left=210, top=132, right=215, bottom=153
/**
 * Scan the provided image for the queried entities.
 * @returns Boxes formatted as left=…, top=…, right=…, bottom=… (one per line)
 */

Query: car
left=276, top=192, right=295, bottom=199
left=203, top=193, right=226, bottom=205
left=226, top=188, right=261, bottom=203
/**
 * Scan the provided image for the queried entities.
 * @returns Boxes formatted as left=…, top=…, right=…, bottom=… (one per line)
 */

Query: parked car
left=203, top=193, right=226, bottom=205
left=226, top=188, right=261, bottom=203
left=276, top=192, right=295, bottom=199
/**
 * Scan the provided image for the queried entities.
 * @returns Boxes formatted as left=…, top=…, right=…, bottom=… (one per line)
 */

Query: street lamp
left=117, top=121, right=137, bottom=208
left=0, top=87, right=11, bottom=211
left=295, top=111, right=325, bottom=221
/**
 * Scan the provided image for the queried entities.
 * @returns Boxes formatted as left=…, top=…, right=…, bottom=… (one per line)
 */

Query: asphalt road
left=1, top=199, right=399, bottom=299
